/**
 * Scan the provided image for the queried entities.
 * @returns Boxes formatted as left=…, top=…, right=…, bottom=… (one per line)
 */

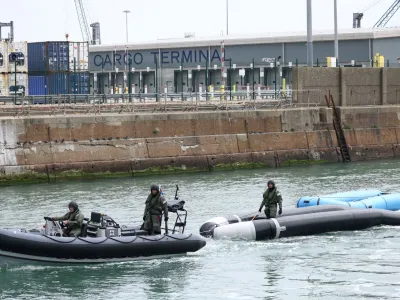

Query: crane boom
left=74, top=0, right=91, bottom=43
left=374, top=0, right=400, bottom=27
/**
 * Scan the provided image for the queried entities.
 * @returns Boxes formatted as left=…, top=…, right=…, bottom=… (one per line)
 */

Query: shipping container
left=28, top=41, right=69, bottom=72
left=0, top=41, right=8, bottom=73
left=69, top=42, right=89, bottom=71
left=7, top=41, right=28, bottom=73
left=0, top=73, right=7, bottom=96
left=28, top=72, right=90, bottom=96
left=70, top=72, right=89, bottom=94
left=48, top=72, right=69, bottom=94
left=28, top=75, right=46, bottom=95
left=1, top=73, right=28, bottom=96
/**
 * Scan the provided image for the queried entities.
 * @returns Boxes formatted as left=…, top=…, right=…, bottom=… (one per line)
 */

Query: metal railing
left=0, top=89, right=292, bottom=105
left=0, top=90, right=297, bottom=116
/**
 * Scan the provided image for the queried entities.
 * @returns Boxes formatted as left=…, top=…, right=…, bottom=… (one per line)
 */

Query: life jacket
left=263, top=188, right=278, bottom=205
left=145, top=193, right=163, bottom=215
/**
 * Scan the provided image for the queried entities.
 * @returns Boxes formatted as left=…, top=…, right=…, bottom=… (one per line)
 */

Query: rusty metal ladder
left=325, top=93, right=351, bottom=162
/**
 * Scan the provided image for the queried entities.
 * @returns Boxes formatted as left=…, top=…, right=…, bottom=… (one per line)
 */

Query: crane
left=353, top=0, right=400, bottom=28
left=74, top=0, right=101, bottom=44
left=374, top=0, right=400, bottom=27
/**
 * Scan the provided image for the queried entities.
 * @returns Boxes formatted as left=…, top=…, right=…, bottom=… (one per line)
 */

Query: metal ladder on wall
left=325, top=93, right=351, bottom=162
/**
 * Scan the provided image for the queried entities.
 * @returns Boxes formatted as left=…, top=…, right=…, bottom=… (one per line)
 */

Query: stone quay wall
left=1, top=105, right=399, bottom=184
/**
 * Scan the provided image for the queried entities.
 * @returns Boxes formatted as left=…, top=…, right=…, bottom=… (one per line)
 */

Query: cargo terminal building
left=89, top=27, right=400, bottom=95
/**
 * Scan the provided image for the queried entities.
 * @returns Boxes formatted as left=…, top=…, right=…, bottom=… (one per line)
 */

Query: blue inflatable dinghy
left=297, top=189, right=400, bottom=211
left=297, top=189, right=383, bottom=208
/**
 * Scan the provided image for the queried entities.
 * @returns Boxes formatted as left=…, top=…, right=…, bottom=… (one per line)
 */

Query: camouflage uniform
left=143, top=185, right=168, bottom=235
left=53, top=201, right=84, bottom=236
left=259, top=180, right=283, bottom=219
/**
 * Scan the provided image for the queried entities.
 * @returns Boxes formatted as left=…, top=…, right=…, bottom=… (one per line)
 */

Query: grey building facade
left=88, top=27, right=400, bottom=94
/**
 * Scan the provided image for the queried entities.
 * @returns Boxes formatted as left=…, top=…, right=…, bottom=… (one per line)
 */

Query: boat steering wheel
left=58, top=221, right=67, bottom=229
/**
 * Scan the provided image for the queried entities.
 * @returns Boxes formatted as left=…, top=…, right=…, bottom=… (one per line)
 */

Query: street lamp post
left=225, top=58, right=232, bottom=100
left=14, top=60, right=17, bottom=105
left=128, top=58, right=132, bottom=102
left=123, top=10, right=131, bottom=43
left=226, top=0, right=229, bottom=35
left=206, top=58, right=209, bottom=101
left=307, top=0, right=313, bottom=67
left=155, top=56, right=159, bottom=102
left=180, top=61, right=184, bottom=101
left=334, top=0, right=339, bottom=66
left=251, top=59, right=255, bottom=100
left=274, top=56, right=281, bottom=99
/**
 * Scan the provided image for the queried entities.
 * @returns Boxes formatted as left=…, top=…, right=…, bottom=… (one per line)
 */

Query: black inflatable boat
left=199, top=205, right=400, bottom=240
left=0, top=198, right=206, bottom=265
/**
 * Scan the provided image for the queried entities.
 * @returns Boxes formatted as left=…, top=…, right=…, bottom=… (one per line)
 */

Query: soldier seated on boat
left=258, top=180, right=283, bottom=219
left=52, top=201, right=85, bottom=237
left=143, top=184, right=168, bottom=235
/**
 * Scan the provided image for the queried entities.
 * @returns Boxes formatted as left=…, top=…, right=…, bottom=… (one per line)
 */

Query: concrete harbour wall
left=0, top=106, right=399, bottom=184
left=292, top=67, right=400, bottom=106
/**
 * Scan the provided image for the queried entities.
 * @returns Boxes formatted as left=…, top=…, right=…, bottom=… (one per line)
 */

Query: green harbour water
left=1, top=160, right=400, bottom=299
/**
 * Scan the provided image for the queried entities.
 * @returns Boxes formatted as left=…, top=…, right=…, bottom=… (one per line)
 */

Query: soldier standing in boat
left=258, top=180, right=283, bottom=219
left=143, top=184, right=169, bottom=235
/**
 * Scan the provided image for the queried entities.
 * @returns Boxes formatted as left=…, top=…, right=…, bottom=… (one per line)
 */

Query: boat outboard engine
left=86, top=212, right=121, bottom=238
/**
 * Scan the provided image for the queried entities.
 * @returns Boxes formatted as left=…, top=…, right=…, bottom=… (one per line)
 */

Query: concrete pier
left=0, top=105, right=400, bottom=184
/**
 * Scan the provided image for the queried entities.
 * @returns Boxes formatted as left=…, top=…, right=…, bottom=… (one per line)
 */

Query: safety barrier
left=0, top=91, right=297, bottom=117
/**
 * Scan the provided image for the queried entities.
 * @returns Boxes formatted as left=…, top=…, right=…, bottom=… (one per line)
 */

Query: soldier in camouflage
left=53, top=201, right=85, bottom=237
left=143, top=184, right=168, bottom=235
left=258, top=180, right=283, bottom=219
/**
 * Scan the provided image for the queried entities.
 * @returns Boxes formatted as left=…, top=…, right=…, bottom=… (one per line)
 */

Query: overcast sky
left=1, top=0, right=399, bottom=44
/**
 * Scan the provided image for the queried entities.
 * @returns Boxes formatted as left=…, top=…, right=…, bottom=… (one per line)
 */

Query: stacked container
left=7, top=73, right=28, bottom=96
left=0, top=74, right=7, bottom=96
left=28, top=41, right=89, bottom=95
left=69, top=41, right=89, bottom=72
left=0, top=41, right=8, bottom=74
left=7, top=41, right=28, bottom=73
left=0, top=41, right=29, bottom=96
left=0, top=41, right=7, bottom=96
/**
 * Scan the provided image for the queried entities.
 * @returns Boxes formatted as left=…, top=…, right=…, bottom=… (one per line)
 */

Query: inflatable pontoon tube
left=296, top=193, right=400, bottom=211
left=296, top=189, right=383, bottom=208
left=212, top=208, right=400, bottom=240
left=199, top=205, right=351, bottom=237
left=0, top=229, right=206, bottom=263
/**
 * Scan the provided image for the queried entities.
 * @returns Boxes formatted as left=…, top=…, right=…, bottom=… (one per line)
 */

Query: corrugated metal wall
left=28, top=41, right=89, bottom=73
left=372, top=37, right=400, bottom=67
left=28, top=42, right=69, bottom=72
left=70, top=73, right=89, bottom=94
left=28, top=72, right=90, bottom=95
left=28, top=76, right=46, bottom=95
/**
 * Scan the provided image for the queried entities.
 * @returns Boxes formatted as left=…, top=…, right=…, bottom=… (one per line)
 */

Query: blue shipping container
left=28, top=72, right=90, bottom=96
left=28, top=42, right=69, bottom=72
left=28, top=75, right=46, bottom=95
left=70, top=73, right=89, bottom=94
left=48, top=73, right=69, bottom=95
